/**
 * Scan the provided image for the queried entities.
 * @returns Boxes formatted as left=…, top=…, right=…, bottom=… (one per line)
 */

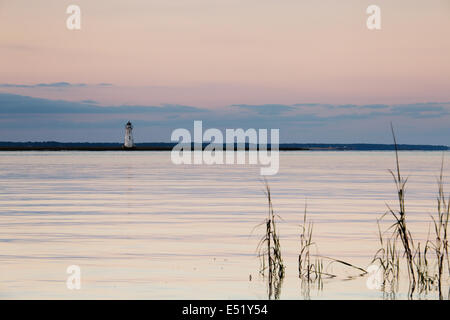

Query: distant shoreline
left=0, top=142, right=448, bottom=151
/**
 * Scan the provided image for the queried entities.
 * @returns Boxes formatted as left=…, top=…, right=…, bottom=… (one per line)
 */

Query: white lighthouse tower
left=124, top=121, right=135, bottom=149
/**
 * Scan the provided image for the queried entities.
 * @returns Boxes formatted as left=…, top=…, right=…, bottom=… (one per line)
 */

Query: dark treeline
left=0, top=142, right=447, bottom=151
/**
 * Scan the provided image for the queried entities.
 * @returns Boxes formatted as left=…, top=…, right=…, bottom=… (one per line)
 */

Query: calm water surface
left=0, top=151, right=448, bottom=299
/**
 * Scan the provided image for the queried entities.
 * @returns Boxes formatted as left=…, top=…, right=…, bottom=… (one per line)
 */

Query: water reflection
left=0, top=151, right=449, bottom=299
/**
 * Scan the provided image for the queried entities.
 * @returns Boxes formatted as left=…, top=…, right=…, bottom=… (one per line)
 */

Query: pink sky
left=1, top=0, right=449, bottom=108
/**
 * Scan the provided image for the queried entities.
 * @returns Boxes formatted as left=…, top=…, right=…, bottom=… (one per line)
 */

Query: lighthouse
left=124, top=121, right=135, bottom=149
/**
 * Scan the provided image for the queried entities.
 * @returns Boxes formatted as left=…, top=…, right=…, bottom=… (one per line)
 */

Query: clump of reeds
left=413, top=241, right=436, bottom=294
left=428, top=158, right=450, bottom=299
left=298, top=205, right=325, bottom=286
left=385, top=125, right=416, bottom=294
left=257, top=181, right=285, bottom=299
left=374, top=125, right=450, bottom=299
left=298, top=204, right=367, bottom=294
left=255, top=128, right=449, bottom=300
left=372, top=221, right=400, bottom=293
left=297, top=204, right=336, bottom=299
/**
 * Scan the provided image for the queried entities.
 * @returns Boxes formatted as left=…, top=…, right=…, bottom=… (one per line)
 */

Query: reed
left=388, top=124, right=416, bottom=296
left=256, top=129, right=449, bottom=299
left=372, top=221, right=400, bottom=293
left=428, top=158, right=450, bottom=299
left=374, top=126, right=450, bottom=299
left=256, top=181, right=285, bottom=299
left=298, top=204, right=322, bottom=282
left=297, top=204, right=330, bottom=299
left=413, top=241, right=436, bottom=294
left=298, top=204, right=366, bottom=284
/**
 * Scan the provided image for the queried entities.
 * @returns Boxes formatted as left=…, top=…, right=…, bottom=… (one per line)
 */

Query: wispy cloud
left=231, top=104, right=294, bottom=115
left=0, top=93, right=449, bottom=144
left=0, top=93, right=205, bottom=114
left=390, top=103, right=449, bottom=118
left=80, top=100, right=99, bottom=104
